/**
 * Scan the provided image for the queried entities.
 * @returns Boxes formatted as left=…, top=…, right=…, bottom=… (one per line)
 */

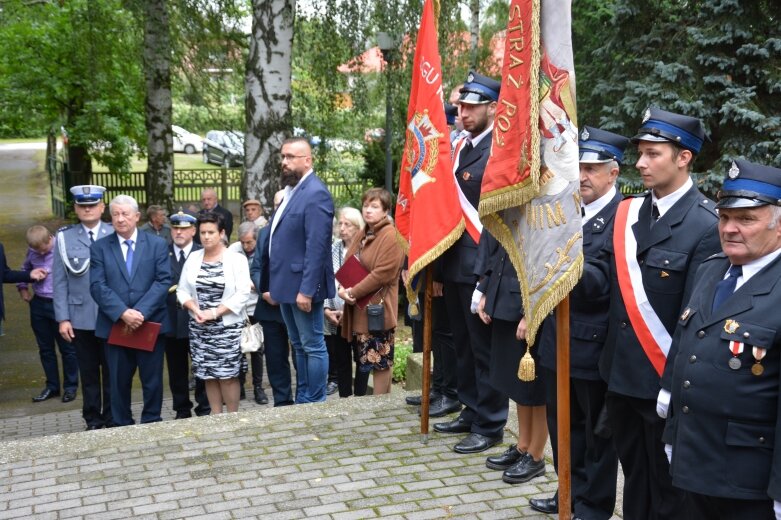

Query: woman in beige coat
left=338, top=188, right=405, bottom=395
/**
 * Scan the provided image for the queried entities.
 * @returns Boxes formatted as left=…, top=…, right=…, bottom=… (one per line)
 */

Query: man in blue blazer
left=266, top=137, right=335, bottom=403
left=90, top=194, right=172, bottom=425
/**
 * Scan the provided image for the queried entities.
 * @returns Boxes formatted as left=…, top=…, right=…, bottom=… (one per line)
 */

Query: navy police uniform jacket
left=598, top=185, right=720, bottom=399
left=664, top=252, right=781, bottom=501
left=540, top=190, right=623, bottom=380
left=166, top=242, right=202, bottom=339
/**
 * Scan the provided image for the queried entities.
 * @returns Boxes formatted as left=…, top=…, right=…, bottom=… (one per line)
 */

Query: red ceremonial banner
left=479, top=0, right=538, bottom=205
left=395, top=0, right=464, bottom=294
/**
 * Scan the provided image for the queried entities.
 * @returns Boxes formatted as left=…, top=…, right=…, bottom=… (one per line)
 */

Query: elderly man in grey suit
left=53, top=185, right=114, bottom=430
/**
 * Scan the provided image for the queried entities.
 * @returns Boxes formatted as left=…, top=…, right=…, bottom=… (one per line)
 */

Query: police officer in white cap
left=53, top=185, right=114, bottom=430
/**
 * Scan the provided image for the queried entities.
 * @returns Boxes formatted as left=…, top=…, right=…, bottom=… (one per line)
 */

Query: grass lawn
left=0, top=137, right=46, bottom=144
left=93, top=152, right=218, bottom=172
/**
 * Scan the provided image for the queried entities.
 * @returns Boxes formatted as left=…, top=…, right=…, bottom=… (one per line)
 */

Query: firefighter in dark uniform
left=598, top=108, right=721, bottom=519
left=433, top=71, right=509, bottom=454
left=531, top=127, right=628, bottom=518
left=661, top=160, right=781, bottom=520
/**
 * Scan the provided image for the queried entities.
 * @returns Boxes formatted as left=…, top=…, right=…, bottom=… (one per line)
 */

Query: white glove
left=470, top=286, right=483, bottom=314
left=773, top=500, right=781, bottom=520
left=664, top=443, right=672, bottom=464
left=656, top=388, right=671, bottom=419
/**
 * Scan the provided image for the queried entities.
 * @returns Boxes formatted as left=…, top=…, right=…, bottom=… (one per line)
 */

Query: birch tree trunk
left=144, top=0, right=174, bottom=210
left=469, top=0, right=480, bottom=69
left=244, top=0, right=294, bottom=211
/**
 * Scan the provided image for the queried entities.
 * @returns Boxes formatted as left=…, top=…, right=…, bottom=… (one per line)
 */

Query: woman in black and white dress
left=177, top=212, right=250, bottom=413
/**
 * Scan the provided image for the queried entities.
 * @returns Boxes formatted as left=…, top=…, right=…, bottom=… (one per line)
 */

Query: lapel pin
left=724, top=320, right=740, bottom=334
left=660, top=271, right=669, bottom=278
left=462, top=172, right=472, bottom=181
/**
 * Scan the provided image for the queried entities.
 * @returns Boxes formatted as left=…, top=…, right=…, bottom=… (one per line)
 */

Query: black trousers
left=73, top=329, right=111, bottom=427
left=325, top=327, right=353, bottom=397
left=544, top=368, right=617, bottom=520
left=689, top=492, right=773, bottom=520
left=606, top=393, right=690, bottom=520
left=165, top=336, right=194, bottom=414
left=411, top=294, right=457, bottom=399
left=443, top=281, right=507, bottom=437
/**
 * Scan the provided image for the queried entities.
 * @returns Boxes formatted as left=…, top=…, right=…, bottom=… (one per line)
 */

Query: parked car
left=202, top=130, right=244, bottom=167
left=172, top=125, right=203, bottom=154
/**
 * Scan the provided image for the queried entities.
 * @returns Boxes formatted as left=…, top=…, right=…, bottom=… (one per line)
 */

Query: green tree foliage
left=578, top=0, right=780, bottom=193
left=0, top=0, right=145, bottom=176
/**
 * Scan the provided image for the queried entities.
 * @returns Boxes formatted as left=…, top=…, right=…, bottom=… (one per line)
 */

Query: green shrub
left=393, top=342, right=413, bottom=382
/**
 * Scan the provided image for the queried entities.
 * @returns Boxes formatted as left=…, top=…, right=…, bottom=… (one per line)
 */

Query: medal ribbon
left=729, top=340, right=744, bottom=356
left=752, top=346, right=766, bottom=361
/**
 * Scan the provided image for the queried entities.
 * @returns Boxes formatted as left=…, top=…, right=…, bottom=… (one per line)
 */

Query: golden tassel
left=517, top=344, right=535, bottom=381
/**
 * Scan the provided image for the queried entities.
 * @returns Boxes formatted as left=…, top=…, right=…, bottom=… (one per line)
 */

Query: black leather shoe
left=503, top=453, right=546, bottom=483
left=486, top=444, right=525, bottom=470
left=62, top=390, right=77, bottom=403
left=254, top=387, right=269, bottom=405
left=529, top=496, right=558, bottom=514
left=428, top=396, right=462, bottom=418
left=433, top=416, right=472, bottom=434
left=326, top=381, right=338, bottom=395
left=32, top=388, right=60, bottom=402
left=85, top=424, right=103, bottom=431
left=406, top=392, right=441, bottom=406
left=175, top=411, right=192, bottom=419
left=453, top=433, right=503, bottom=454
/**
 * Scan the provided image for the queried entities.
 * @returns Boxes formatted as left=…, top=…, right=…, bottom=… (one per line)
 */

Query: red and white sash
left=614, top=197, right=671, bottom=376
left=452, top=135, right=483, bottom=243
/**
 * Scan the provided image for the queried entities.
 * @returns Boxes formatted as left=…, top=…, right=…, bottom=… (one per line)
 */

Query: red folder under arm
left=335, top=255, right=373, bottom=309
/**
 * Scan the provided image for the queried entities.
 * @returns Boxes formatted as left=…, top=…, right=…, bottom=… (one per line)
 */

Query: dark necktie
left=459, top=139, right=473, bottom=164
left=178, top=249, right=186, bottom=269
left=581, top=206, right=586, bottom=218
left=712, top=265, right=742, bottom=312
left=124, top=239, right=134, bottom=275
left=651, top=203, right=660, bottom=221
left=88, top=230, right=95, bottom=243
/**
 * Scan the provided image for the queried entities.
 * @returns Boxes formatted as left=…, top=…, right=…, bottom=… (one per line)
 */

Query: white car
left=172, top=125, right=203, bottom=154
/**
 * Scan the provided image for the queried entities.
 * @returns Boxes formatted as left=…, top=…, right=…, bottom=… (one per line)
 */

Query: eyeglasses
left=280, top=154, right=309, bottom=161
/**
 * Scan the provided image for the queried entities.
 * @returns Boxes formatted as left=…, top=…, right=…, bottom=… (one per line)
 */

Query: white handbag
left=240, top=320, right=264, bottom=354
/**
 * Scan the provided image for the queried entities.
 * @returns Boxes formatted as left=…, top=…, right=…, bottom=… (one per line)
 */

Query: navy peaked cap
left=631, top=107, right=708, bottom=154
left=170, top=209, right=197, bottom=227
left=579, top=126, right=630, bottom=164
left=459, top=71, right=500, bottom=104
left=717, top=159, right=781, bottom=209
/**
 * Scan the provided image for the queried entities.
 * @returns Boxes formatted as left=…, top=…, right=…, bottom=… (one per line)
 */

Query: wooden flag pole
left=420, top=265, right=434, bottom=443
left=556, top=295, right=572, bottom=520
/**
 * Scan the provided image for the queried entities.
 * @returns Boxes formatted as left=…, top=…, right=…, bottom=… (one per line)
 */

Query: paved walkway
left=0, top=393, right=568, bottom=520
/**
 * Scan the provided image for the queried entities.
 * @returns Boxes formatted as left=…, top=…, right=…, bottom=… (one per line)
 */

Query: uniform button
left=697, top=330, right=705, bottom=338
left=639, top=259, right=644, bottom=265
left=683, top=380, right=690, bottom=389
left=682, top=406, right=689, bottom=414
left=689, top=355, right=697, bottom=363
left=743, top=332, right=750, bottom=339
left=663, top=259, right=670, bottom=266
left=620, top=322, right=627, bottom=329
left=592, top=334, right=598, bottom=339
left=760, top=437, right=766, bottom=444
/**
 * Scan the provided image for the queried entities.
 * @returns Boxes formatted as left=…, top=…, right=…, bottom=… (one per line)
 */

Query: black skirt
left=489, top=318, right=546, bottom=406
